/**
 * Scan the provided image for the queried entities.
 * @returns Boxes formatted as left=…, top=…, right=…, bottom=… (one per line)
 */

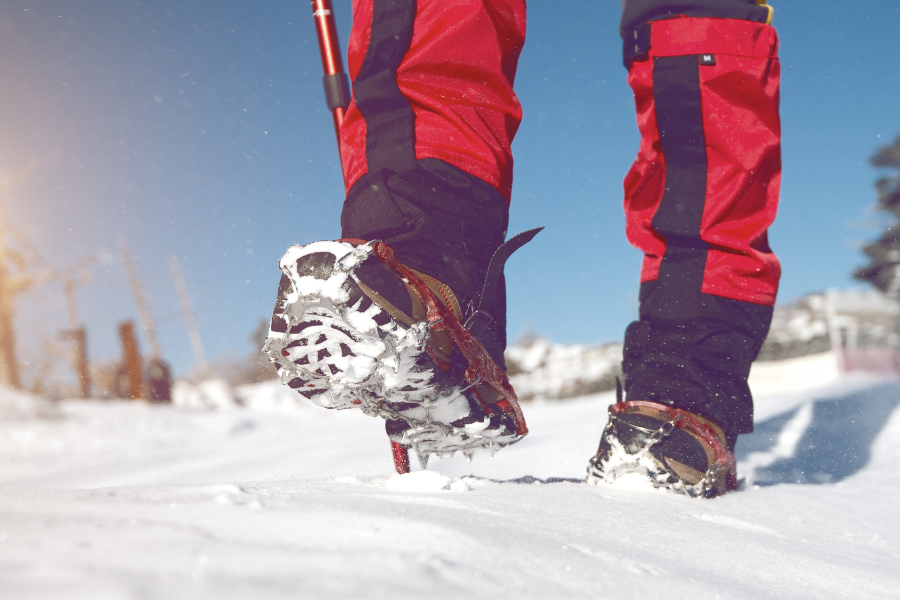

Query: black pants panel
left=340, top=159, right=510, bottom=351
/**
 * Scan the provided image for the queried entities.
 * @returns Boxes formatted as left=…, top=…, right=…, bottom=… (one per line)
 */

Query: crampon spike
left=416, top=452, right=430, bottom=470
left=391, top=441, right=410, bottom=474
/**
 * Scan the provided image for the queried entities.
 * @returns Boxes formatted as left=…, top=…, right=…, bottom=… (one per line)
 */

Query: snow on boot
left=586, top=401, right=738, bottom=498
left=263, top=237, right=531, bottom=460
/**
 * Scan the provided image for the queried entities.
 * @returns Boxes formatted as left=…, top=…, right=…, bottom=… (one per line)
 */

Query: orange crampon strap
left=610, top=400, right=736, bottom=481
left=358, top=240, right=528, bottom=438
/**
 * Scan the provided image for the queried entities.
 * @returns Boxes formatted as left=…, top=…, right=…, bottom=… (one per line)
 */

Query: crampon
left=586, top=400, right=738, bottom=498
left=263, top=234, right=539, bottom=470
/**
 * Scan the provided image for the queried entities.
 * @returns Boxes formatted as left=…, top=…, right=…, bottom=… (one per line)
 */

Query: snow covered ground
left=2, top=373, right=899, bottom=599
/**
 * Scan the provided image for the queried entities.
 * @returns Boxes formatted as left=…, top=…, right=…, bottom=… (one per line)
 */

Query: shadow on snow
left=457, top=382, right=900, bottom=488
left=462, top=475, right=585, bottom=485
left=736, top=381, right=900, bottom=485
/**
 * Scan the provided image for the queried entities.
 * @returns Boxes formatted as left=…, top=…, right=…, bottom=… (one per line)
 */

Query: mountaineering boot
left=586, top=400, right=738, bottom=497
left=263, top=232, right=539, bottom=461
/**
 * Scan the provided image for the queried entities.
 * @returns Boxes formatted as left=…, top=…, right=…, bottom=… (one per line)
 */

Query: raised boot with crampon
left=264, top=232, right=539, bottom=465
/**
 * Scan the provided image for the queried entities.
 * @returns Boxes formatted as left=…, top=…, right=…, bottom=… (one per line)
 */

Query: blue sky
left=1, top=1, right=899, bottom=382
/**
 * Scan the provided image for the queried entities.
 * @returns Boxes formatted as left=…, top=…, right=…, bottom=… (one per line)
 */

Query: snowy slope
left=1, top=376, right=899, bottom=600
left=506, top=338, right=623, bottom=400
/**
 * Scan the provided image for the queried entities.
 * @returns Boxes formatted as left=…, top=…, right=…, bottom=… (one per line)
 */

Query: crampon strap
left=611, top=400, right=736, bottom=483
left=477, top=227, right=543, bottom=315
left=341, top=238, right=528, bottom=438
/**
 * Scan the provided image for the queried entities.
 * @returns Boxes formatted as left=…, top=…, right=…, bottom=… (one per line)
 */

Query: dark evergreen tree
left=854, top=135, right=900, bottom=296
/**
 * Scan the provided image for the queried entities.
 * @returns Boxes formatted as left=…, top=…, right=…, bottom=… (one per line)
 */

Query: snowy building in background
left=758, top=288, right=900, bottom=361
left=757, top=288, right=900, bottom=375
left=505, top=288, right=900, bottom=402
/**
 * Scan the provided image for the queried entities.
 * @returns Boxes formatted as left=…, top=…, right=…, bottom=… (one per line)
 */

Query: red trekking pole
left=309, top=0, right=411, bottom=475
left=311, top=0, right=350, bottom=151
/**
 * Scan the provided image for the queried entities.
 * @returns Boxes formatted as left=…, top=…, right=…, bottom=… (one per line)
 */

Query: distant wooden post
left=0, top=158, right=42, bottom=389
left=72, top=327, right=89, bottom=398
left=0, top=227, right=21, bottom=388
left=63, top=279, right=90, bottom=398
left=120, top=240, right=172, bottom=402
left=118, top=321, right=144, bottom=400
left=120, top=240, right=162, bottom=359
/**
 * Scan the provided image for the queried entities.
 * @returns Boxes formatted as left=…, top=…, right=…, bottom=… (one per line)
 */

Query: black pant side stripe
left=352, top=0, right=418, bottom=174
left=649, top=55, right=709, bottom=321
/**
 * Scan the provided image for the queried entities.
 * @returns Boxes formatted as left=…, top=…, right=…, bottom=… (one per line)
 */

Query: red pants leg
left=619, top=4, right=781, bottom=444
left=338, top=0, right=527, bottom=366
left=340, top=0, right=525, bottom=203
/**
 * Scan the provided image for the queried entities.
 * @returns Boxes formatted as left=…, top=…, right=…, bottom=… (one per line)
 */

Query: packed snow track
left=1, top=375, right=898, bottom=599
